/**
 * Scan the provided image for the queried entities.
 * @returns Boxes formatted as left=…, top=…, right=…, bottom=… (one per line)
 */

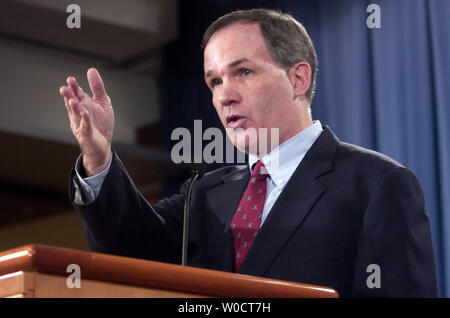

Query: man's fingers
left=79, top=109, right=93, bottom=141
left=60, top=85, right=77, bottom=105
left=60, top=86, right=71, bottom=112
left=62, top=95, right=73, bottom=117
left=87, top=68, right=108, bottom=101
left=68, top=98, right=82, bottom=128
left=60, top=86, right=80, bottom=130
left=67, top=76, right=85, bottom=100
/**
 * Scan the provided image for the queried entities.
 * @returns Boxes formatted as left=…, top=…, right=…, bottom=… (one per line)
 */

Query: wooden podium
left=0, top=244, right=338, bottom=298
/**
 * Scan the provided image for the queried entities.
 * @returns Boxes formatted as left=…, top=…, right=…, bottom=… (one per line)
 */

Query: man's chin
left=229, top=131, right=259, bottom=156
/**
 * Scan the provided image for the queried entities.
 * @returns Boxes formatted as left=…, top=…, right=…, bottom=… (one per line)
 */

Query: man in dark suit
left=59, top=9, right=437, bottom=297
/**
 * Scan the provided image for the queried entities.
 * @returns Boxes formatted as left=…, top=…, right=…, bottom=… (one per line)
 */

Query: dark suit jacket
left=70, top=127, right=437, bottom=297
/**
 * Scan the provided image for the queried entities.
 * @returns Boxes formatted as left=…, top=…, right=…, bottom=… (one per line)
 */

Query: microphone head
left=191, top=164, right=206, bottom=180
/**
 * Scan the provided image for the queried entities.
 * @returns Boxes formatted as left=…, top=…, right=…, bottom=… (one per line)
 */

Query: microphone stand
left=181, top=168, right=202, bottom=266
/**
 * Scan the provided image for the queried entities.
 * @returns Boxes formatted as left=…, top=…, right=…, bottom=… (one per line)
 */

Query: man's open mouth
left=226, top=115, right=246, bottom=128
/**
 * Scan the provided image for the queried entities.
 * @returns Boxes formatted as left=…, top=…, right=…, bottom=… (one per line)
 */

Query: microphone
left=181, top=165, right=205, bottom=266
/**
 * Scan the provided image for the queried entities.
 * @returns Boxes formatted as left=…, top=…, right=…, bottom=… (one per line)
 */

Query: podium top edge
left=0, top=244, right=338, bottom=298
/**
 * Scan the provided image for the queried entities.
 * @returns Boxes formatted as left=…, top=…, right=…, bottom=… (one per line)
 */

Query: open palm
left=60, top=68, right=114, bottom=176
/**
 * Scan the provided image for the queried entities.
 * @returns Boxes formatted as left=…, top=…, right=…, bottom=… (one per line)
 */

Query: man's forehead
left=208, top=21, right=262, bottom=44
left=203, top=23, right=272, bottom=73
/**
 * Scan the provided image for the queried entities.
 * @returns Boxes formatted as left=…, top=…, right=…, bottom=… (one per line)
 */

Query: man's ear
left=288, top=62, right=311, bottom=99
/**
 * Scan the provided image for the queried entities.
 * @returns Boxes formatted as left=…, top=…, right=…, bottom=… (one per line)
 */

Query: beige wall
left=0, top=210, right=89, bottom=252
left=0, top=28, right=162, bottom=254
left=0, top=39, right=160, bottom=145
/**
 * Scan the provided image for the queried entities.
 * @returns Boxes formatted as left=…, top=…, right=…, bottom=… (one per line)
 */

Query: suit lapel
left=240, top=127, right=339, bottom=276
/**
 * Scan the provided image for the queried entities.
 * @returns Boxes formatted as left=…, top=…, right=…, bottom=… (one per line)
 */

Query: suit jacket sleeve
left=69, top=150, right=188, bottom=264
left=351, top=167, right=437, bottom=297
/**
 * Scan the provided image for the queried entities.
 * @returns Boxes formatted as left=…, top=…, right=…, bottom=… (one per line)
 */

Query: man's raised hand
left=59, top=68, right=114, bottom=176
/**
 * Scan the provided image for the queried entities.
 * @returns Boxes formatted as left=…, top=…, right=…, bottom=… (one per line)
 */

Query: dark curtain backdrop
left=160, top=0, right=450, bottom=297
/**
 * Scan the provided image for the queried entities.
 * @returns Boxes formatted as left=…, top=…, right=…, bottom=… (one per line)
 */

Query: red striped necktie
left=230, top=160, right=268, bottom=272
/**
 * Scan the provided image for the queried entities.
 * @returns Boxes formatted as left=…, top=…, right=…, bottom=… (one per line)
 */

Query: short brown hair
left=202, top=8, right=318, bottom=102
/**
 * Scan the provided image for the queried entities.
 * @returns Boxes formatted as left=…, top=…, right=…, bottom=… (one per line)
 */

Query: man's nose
left=218, top=80, right=241, bottom=106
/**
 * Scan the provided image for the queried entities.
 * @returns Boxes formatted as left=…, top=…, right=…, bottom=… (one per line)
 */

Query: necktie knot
left=251, top=160, right=268, bottom=180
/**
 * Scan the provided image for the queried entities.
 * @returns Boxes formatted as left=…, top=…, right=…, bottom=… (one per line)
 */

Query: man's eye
left=211, top=79, right=222, bottom=87
left=241, top=69, right=252, bottom=76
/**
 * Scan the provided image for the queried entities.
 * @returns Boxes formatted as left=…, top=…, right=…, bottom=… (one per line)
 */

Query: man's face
left=204, top=23, right=299, bottom=155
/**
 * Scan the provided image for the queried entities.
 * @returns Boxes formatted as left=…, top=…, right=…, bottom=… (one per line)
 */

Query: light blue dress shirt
left=76, top=121, right=323, bottom=220
left=74, top=154, right=112, bottom=204
left=248, top=120, right=323, bottom=226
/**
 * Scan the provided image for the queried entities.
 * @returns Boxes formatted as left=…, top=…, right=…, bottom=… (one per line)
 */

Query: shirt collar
left=249, top=120, right=323, bottom=187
